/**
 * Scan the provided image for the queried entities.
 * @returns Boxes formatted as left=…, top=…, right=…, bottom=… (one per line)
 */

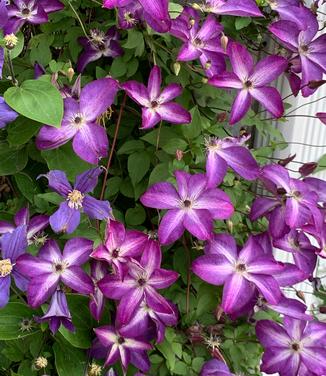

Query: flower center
left=21, top=7, right=31, bottom=16
left=124, top=11, right=136, bottom=25
left=244, top=80, right=253, bottom=89
left=138, top=277, right=147, bottom=286
left=0, top=259, right=13, bottom=277
left=67, top=189, right=84, bottom=209
left=117, top=336, right=125, bottom=344
left=112, top=249, right=120, bottom=258
left=193, top=37, right=204, bottom=48
left=290, top=190, right=301, bottom=201
left=291, top=342, right=301, bottom=352
left=205, top=137, right=222, bottom=153
left=90, top=30, right=105, bottom=44
left=72, top=113, right=85, bottom=129
left=151, top=100, right=159, bottom=109
left=53, top=261, right=68, bottom=274
left=299, top=44, right=309, bottom=55
left=183, top=200, right=192, bottom=208
left=236, top=263, right=247, bottom=273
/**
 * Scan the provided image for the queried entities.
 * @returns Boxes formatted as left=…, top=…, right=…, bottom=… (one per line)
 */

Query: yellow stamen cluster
left=34, top=356, right=48, bottom=370
left=0, top=259, right=13, bottom=277
left=88, top=363, right=102, bottom=376
left=67, top=189, right=84, bottom=209
left=4, top=34, right=18, bottom=49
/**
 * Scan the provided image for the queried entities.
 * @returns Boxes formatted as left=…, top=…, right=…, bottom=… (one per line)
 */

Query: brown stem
left=99, top=93, right=127, bottom=201
left=182, top=234, right=192, bottom=315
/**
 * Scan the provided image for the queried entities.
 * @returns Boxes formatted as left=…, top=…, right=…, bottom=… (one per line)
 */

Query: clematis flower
left=199, top=0, right=262, bottom=17
left=0, top=225, right=28, bottom=308
left=91, top=220, right=148, bottom=276
left=273, top=229, right=317, bottom=276
left=208, top=42, right=287, bottom=124
left=77, top=28, right=123, bottom=73
left=41, top=168, right=111, bottom=234
left=3, top=0, right=64, bottom=35
left=140, top=170, right=234, bottom=244
left=0, top=207, right=49, bottom=244
left=36, top=289, right=74, bottom=334
left=103, top=0, right=171, bottom=33
left=269, top=14, right=326, bottom=97
left=16, top=238, right=94, bottom=307
left=256, top=317, right=326, bottom=375
left=170, top=7, right=226, bottom=77
left=302, top=223, right=326, bottom=258
left=205, top=135, right=259, bottom=187
left=94, top=324, right=152, bottom=372
left=117, top=1, right=142, bottom=29
left=89, top=261, right=107, bottom=321
left=200, top=359, right=233, bottom=376
left=121, top=65, right=191, bottom=129
left=0, top=96, right=18, bottom=128
left=98, top=239, right=179, bottom=325
left=192, top=234, right=283, bottom=314
left=36, top=78, right=119, bottom=164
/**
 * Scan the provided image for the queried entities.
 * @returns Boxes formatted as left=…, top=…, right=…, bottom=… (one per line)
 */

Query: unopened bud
left=319, top=306, right=326, bottom=314
left=217, top=112, right=227, bottom=122
left=296, top=290, right=306, bottom=302
left=220, top=33, right=228, bottom=52
left=278, top=154, right=296, bottom=167
left=67, top=67, right=75, bottom=82
left=308, top=80, right=326, bottom=89
left=189, top=17, right=196, bottom=26
left=202, top=77, right=208, bottom=84
left=299, top=162, right=317, bottom=177
left=4, top=33, right=18, bottom=49
left=226, top=220, right=233, bottom=233
left=34, top=357, right=48, bottom=370
left=173, top=62, right=181, bottom=76
left=187, top=324, right=204, bottom=344
left=175, top=149, right=183, bottom=161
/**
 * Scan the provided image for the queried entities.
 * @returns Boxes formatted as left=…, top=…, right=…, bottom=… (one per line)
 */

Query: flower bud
left=220, top=33, right=228, bottom=52
left=88, top=363, right=102, bottom=376
left=202, top=77, right=208, bottom=84
left=34, top=357, right=48, bottom=370
left=67, top=67, right=75, bottom=82
left=299, top=162, right=317, bottom=177
left=175, top=149, right=183, bottom=160
left=4, top=34, right=18, bottom=50
left=319, top=306, right=326, bottom=314
left=308, top=79, right=326, bottom=89
left=173, top=62, right=181, bottom=76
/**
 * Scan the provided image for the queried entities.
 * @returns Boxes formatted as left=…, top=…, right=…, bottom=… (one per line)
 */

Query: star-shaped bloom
left=36, top=289, right=74, bottom=334
left=269, top=11, right=326, bottom=97
left=0, top=225, right=28, bottom=308
left=41, top=168, right=111, bottom=234
left=200, top=0, right=262, bottom=17
left=205, top=135, right=259, bottom=187
left=209, top=42, right=288, bottom=124
left=36, top=78, right=119, bottom=164
left=77, top=28, right=123, bottom=73
left=121, top=65, right=191, bottom=129
left=91, top=220, right=148, bottom=275
left=94, top=324, right=152, bottom=372
left=140, top=170, right=234, bottom=244
left=3, top=0, right=64, bottom=34
left=0, top=207, right=49, bottom=244
left=170, top=7, right=226, bottom=77
left=192, top=234, right=284, bottom=314
left=256, top=317, right=326, bottom=375
left=16, top=238, right=94, bottom=307
left=98, top=239, right=178, bottom=325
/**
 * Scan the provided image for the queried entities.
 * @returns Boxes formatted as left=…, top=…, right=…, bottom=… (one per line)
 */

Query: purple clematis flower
left=0, top=96, right=18, bottom=128
left=200, top=359, right=233, bottom=376
left=3, top=0, right=64, bottom=35
left=269, top=13, right=326, bottom=97
left=0, top=207, right=49, bottom=244
left=192, top=234, right=284, bottom=314
left=302, top=223, right=326, bottom=258
left=273, top=229, right=318, bottom=276
left=121, top=65, right=191, bottom=129
left=98, top=239, right=178, bottom=325
left=77, top=28, right=123, bottom=73
left=200, top=0, right=262, bottom=17
left=170, top=8, right=226, bottom=77
left=91, top=220, right=148, bottom=276
left=41, top=168, right=111, bottom=234
left=116, top=1, right=142, bottom=29
left=89, top=261, right=107, bottom=321
left=256, top=317, right=326, bottom=375
left=0, top=225, right=28, bottom=308
left=209, top=42, right=288, bottom=124
left=36, top=78, right=119, bottom=164
left=36, top=289, right=74, bottom=334
left=205, top=135, right=259, bottom=187
left=103, top=0, right=171, bottom=33
left=140, top=170, right=234, bottom=244
left=16, top=238, right=94, bottom=307
left=94, top=324, right=152, bottom=372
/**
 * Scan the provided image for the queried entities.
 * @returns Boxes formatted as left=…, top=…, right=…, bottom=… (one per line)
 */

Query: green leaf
left=169, top=2, right=183, bottom=18
left=181, top=106, right=202, bottom=139
left=174, top=361, right=188, bottom=375
left=317, top=154, right=326, bottom=172
left=0, top=142, right=28, bottom=175
left=123, top=30, right=145, bottom=56
left=110, top=57, right=127, bottom=78
left=128, top=151, right=151, bottom=186
left=157, top=340, right=176, bottom=371
left=118, top=140, right=145, bottom=155
left=235, top=17, right=252, bottom=30
left=105, top=176, right=122, bottom=198
left=6, top=116, right=41, bottom=147
left=149, top=162, right=170, bottom=186
left=0, top=303, right=40, bottom=340
left=125, top=204, right=146, bottom=225
left=4, top=79, right=64, bottom=127
left=53, top=336, right=88, bottom=376
left=14, top=173, right=40, bottom=203
left=42, top=143, right=93, bottom=180
left=36, top=192, right=63, bottom=205
left=162, top=138, right=188, bottom=154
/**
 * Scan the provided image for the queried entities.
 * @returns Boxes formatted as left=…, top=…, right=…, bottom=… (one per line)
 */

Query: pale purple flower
left=98, top=239, right=178, bottom=325
left=256, top=317, right=326, bottom=375
left=192, top=234, right=284, bottom=314
left=41, top=168, right=111, bottom=234
left=200, top=0, right=262, bottom=17
left=205, top=135, right=259, bottom=187
left=0, top=225, right=28, bottom=308
left=200, top=359, right=233, bottom=376
left=36, top=78, right=119, bottom=164
left=94, top=324, right=152, bottom=372
left=0, top=207, right=49, bottom=243
left=36, top=289, right=74, bottom=334
left=269, top=12, right=326, bottom=97
left=3, top=0, right=64, bottom=34
left=77, top=28, right=123, bottom=73
left=140, top=170, right=234, bottom=244
left=103, top=0, right=171, bottom=33
left=0, top=96, right=18, bottom=128
left=121, top=65, right=191, bottom=129
left=91, top=220, right=148, bottom=276
left=16, top=238, right=94, bottom=307
left=170, top=7, right=226, bottom=77
left=209, top=42, right=287, bottom=124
